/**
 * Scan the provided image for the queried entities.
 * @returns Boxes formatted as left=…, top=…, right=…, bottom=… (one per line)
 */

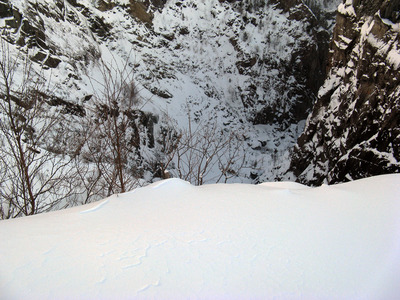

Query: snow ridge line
left=80, top=199, right=109, bottom=214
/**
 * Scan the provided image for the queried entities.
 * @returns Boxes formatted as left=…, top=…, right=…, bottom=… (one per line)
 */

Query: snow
left=317, top=69, right=342, bottom=98
left=365, top=30, right=400, bottom=70
left=1, top=174, right=400, bottom=299
left=334, top=39, right=349, bottom=50
left=0, top=0, right=339, bottom=185
left=387, top=48, right=400, bottom=70
left=339, top=34, right=352, bottom=45
left=379, top=12, right=400, bottom=32
left=360, top=17, right=375, bottom=39
left=338, top=2, right=356, bottom=17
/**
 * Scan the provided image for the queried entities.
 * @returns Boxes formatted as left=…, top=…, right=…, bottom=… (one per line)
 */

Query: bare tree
left=157, top=109, right=247, bottom=185
left=0, top=40, right=76, bottom=218
left=82, top=52, right=146, bottom=195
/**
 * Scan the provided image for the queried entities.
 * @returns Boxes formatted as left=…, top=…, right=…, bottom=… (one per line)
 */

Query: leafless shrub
left=82, top=51, right=147, bottom=195
left=0, top=39, right=77, bottom=218
left=157, top=108, right=247, bottom=185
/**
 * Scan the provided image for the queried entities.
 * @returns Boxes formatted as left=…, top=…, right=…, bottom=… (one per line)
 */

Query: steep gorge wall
left=290, top=0, right=400, bottom=185
left=253, top=0, right=334, bottom=125
left=0, top=0, right=341, bottom=183
left=0, top=0, right=337, bottom=125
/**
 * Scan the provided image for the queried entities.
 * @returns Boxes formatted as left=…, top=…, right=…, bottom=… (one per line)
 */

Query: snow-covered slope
left=290, top=0, right=400, bottom=185
left=1, top=174, right=400, bottom=298
left=0, top=0, right=339, bottom=186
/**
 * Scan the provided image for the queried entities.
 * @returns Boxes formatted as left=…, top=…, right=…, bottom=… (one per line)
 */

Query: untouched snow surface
left=1, top=174, right=400, bottom=299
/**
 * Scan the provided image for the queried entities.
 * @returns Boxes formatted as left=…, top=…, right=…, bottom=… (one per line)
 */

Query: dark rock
left=381, top=0, right=400, bottom=22
left=128, top=0, right=153, bottom=26
left=179, top=27, right=190, bottom=35
left=31, top=51, right=61, bottom=68
left=66, top=0, right=79, bottom=7
left=45, top=93, right=86, bottom=117
left=218, top=0, right=241, bottom=3
left=236, top=56, right=257, bottom=75
left=124, top=109, right=158, bottom=149
left=5, top=9, right=22, bottom=32
left=246, top=0, right=335, bottom=126
left=97, top=0, right=116, bottom=11
left=290, top=0, right=400, bottom=185
left=0, top=0, right=13, bottom=18
left=150, top=87, right=173, bottom=99
left=150, top=0, right=168, bottom=10
left=87, top=15, right=112, bottom=39
left=162, top=33, right=175, bottom=41
left=82, top=95, right=93, bottom=102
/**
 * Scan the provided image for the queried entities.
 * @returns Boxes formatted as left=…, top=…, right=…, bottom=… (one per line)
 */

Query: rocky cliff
left=0, top=0, right=340, bottom=184
left=290, top=0, right=400, bottom=185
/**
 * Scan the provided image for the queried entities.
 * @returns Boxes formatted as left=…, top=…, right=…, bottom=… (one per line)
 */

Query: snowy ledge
left=378, top=11, right=400, bottom=32
left=338, top=1, right=356, bottom=18
left=1, top=175, right=400, bottom=299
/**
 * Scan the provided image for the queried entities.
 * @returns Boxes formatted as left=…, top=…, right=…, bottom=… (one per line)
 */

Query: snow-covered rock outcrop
left=290, top=0, right=400, bottom=185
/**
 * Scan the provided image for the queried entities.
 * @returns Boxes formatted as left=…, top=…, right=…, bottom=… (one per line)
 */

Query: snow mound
left=1, top=175, right=400, bottom=299
left=258, top=181, right=310, bottom=190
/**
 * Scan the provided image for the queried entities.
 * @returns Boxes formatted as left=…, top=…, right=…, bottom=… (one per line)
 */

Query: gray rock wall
left=290, top=0, right=400, bottom=185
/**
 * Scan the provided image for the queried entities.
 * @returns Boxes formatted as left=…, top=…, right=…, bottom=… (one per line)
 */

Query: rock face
left=252, top=0, right=333, bottom=126
left=0, top=0, right=339, bottom=183
left=290, top=0, right=400, bottom=185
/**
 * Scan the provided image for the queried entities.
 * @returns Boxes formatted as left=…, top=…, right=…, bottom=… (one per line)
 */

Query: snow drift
left=1, top=174, right=400, bottom=299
